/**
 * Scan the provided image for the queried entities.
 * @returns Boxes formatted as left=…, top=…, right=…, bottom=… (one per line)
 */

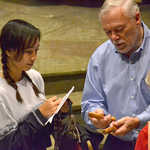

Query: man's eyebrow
left=104, top=25, right=124, bottom=31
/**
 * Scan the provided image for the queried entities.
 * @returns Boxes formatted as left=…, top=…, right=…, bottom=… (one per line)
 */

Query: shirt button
left=130, top=77, right=134, bottom=81
left=131, top=96, right=134, bottom=99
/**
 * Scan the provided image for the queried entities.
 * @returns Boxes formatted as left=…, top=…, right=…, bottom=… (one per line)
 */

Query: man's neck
left=136, top=24, right=144, bottom=50
left=125, top=25, right=144, bottom=58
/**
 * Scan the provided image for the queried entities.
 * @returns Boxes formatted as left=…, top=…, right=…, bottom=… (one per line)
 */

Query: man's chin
left=117, top=49, right=128, bottom=54
left=116, top=45, right=130, bottom=53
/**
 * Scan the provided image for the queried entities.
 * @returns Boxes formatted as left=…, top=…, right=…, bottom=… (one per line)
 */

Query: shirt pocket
left=0, top=102, right=17, bottom=140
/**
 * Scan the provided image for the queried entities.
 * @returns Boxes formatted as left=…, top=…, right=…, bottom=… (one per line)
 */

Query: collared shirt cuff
left=32, top=109, right=48, bottom=126
left=136, top=112, right=150, bottom=129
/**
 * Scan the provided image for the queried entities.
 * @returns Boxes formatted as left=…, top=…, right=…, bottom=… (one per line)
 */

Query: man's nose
left=110, top=31, right=119, bottom=41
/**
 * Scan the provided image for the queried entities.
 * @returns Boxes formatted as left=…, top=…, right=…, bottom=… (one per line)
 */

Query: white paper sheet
left=45, top=86, right=75, bottom=125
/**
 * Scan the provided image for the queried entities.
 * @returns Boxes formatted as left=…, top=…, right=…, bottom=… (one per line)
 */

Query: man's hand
left=88, top=109, right=114, bottom=129
left=110, top=116, right=140, bottom=136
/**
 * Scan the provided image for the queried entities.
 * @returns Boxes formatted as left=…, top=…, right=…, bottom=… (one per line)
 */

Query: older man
left=81, top=0, right=150, bottom=149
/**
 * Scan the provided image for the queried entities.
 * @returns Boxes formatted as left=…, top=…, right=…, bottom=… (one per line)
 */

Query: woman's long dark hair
left=0, top=19, right=41, bottom=103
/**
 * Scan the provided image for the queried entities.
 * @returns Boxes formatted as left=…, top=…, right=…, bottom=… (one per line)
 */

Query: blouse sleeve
left=134, top=123, right=148, bottom=150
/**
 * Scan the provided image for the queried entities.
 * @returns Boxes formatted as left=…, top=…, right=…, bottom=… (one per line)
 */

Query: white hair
left=99, top=0, right=140, bottom=19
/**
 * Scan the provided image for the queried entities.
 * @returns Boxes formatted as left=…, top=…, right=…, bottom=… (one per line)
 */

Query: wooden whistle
left=103, top=126, right=117, bottom=134
left=88, top=112, right=104, bottom=119
left=88, top=112, right=116, bottom=121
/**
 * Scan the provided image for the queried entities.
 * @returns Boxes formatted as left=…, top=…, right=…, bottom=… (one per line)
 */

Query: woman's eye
left=24, top=47, right=39, bottom=55
left=25, top=51, right=32, bottom=55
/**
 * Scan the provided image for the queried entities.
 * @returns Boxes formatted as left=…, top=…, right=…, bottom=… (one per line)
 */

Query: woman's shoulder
left=26, top=69, right=44, bottom=89
left=0, top=79, right=8, bottom=99
left=0, top=74, right=7, bottom=89
left=26, top=69, right=42, bottom=80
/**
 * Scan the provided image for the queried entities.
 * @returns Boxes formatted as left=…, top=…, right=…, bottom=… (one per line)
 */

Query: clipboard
left=45, top=86, right=75, bottom=125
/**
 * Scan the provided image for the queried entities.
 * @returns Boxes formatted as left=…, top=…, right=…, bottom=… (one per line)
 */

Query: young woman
left=0, top=19, right=62, bottom=150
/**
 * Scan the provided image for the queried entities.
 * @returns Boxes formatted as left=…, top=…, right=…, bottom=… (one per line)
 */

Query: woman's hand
left=39, top=96, right=62, bottom=118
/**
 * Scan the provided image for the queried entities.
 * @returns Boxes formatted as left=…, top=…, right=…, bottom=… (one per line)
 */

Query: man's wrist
left=133, top=117, right=140, bottom=129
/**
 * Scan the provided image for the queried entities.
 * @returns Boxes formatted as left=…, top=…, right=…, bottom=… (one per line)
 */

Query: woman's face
left=7, top=39, right=40, bottom=72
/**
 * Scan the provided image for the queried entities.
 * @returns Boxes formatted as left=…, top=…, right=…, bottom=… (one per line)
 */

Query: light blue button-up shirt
left=81, top=23, right=150, bottom=141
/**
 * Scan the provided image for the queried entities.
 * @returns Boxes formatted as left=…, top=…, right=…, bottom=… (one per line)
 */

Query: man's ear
left=135, top=12, right=141, bottom=25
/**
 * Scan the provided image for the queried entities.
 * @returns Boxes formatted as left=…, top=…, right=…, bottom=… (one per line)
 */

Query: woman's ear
left=5, top=50, right=16, bottom=58
left=5, top=50, right=11, bottom=57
